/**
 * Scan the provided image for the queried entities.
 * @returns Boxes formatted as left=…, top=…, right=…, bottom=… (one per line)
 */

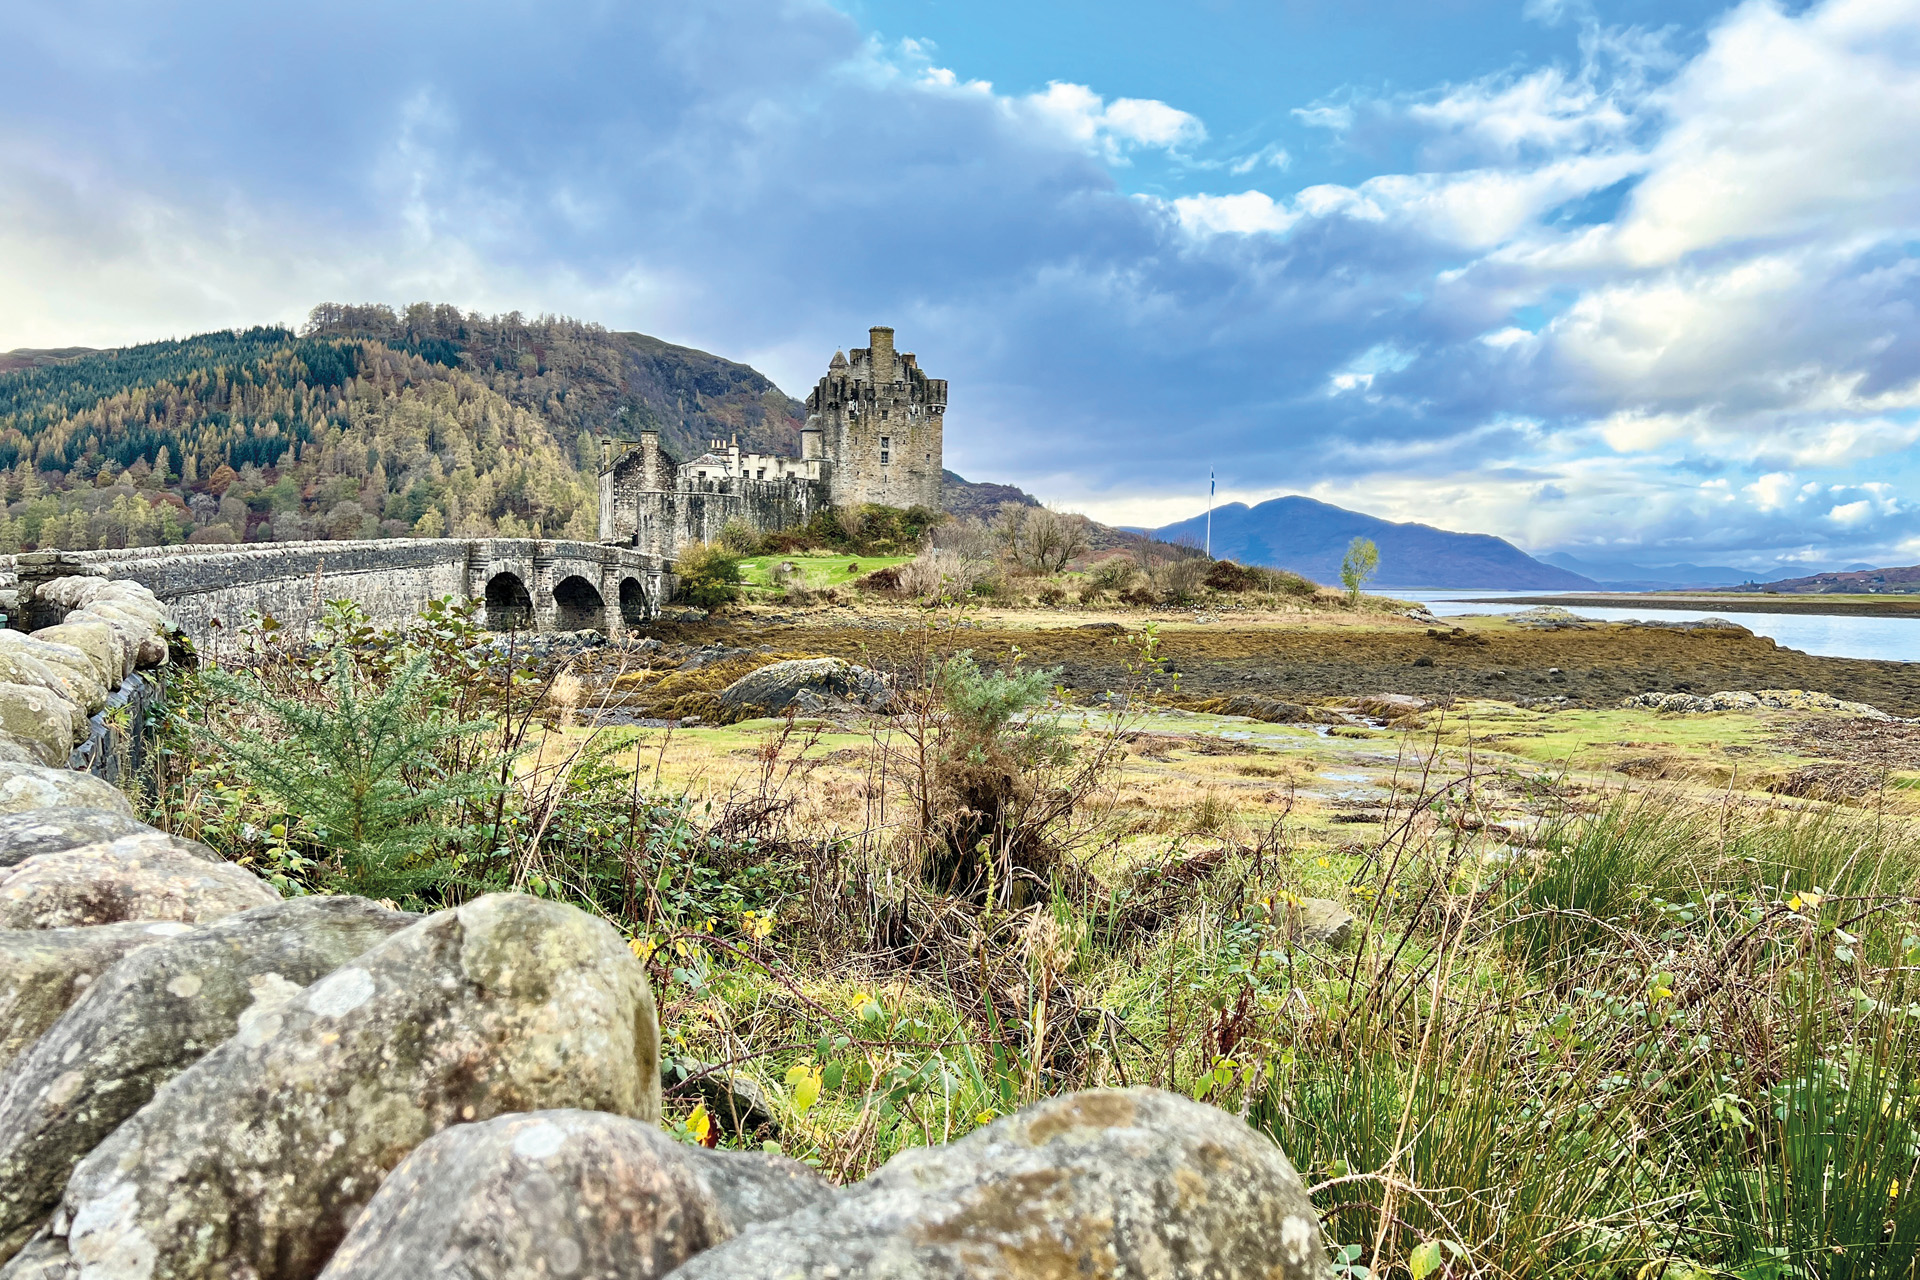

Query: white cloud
left=1019, top=81, right=1205, bottom=162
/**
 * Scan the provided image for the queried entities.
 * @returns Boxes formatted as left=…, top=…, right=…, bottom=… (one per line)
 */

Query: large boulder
left=718, top=657, right=892, bottom=719
left=0, top=766, right=132, bottom=820
left=0, top=647, right=104, bottom=720
left=0, top=840, right=276, bottom=929
left=668, top=1088, right=1333, bottom=1280
left=0, top=897, right=416, bottom=1264
left=0, top=685, right=87, bottom=768
left=5, top=894, right=659, bottom=1280
left=0, top=922, right=192, bottom=1070
left=317, top=1109, right=831, bottom=1279
left=0, top=635, right=109, bottom=715
left=0, top=812, right=200, bottom=870
left=23, top=626, right=124, bottom=690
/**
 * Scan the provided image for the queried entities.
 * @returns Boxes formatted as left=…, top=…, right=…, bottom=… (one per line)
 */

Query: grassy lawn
left=736, top=552, right=912, bottom=592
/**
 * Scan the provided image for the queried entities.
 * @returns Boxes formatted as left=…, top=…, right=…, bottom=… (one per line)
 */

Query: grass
left=162, top=601, right=1920, bottom=1279
left=736, top=552, right=912, bottom=592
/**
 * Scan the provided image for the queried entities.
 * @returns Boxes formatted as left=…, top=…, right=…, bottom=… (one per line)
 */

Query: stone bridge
left=3, top=539, right=674, bottom=650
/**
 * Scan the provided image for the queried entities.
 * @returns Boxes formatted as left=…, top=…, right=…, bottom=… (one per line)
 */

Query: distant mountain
left=1148, top=497, right=1598, bottom=589
left=1538, top=552, right=1756, bottom=591
left=1730, top=564, right=1920, bottom=595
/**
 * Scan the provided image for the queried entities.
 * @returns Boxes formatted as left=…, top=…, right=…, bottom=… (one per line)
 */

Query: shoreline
left=1458, top=592, right=1920, bottom=620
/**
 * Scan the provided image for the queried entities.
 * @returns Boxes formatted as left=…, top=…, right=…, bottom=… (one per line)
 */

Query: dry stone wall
left=0, top=569, right=1333, bottom=1279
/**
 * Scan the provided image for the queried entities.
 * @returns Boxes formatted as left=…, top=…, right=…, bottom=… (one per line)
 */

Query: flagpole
left=1206, top=470, right=1214, bottom=559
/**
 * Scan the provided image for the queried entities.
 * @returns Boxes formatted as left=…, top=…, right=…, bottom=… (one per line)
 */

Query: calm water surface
left=1384, top=588, right=1920, bottom=665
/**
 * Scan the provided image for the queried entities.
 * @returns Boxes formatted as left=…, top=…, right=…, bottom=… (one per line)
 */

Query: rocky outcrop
left=0, top=898, right=415, bottom=1262
left=7, top=894, right=659, bottom=1280
left=0, top=811, right=182, bottom=870
left=0, top=765, right=132, bottom=819
left=669, top=1088, right=1331, bottom=1280
left=0, top=923, right=192, bottom=1071
left=0, top=840, right=276, bottom=929
left=317, top=1109, right=830, bottom=1279
left=717, top=657, right=892, bottom=719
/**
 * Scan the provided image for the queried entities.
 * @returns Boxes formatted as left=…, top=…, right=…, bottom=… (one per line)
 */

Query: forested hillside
left=0, top=303, right=823, bottom=552
left=0, top=323, right=593, bottom=549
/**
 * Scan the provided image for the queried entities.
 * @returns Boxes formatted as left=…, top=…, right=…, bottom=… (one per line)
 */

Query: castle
left=598, top=326, right=946, bottom=558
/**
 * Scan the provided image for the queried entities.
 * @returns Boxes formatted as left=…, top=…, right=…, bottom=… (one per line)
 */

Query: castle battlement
left=598, top=327, right=943, bottom=560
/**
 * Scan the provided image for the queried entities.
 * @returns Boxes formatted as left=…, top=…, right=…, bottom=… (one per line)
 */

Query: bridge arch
left=485, top=571, right=534, bottom=630
left=618, top=577, right=648, bottom=627
left=553, top=574, right=607, bottom=632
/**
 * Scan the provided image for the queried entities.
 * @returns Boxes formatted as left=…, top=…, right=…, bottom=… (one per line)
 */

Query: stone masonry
left=0, top=540, right=671, bottom=652
left=598, top=327, right=945, bottom=556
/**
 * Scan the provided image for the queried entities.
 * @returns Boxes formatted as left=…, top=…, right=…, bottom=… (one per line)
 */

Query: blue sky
left=2, top=0, right=1917, bottom=573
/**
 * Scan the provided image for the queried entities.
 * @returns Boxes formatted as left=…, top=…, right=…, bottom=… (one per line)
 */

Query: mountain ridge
left=1148, top=496, right=1599, bottom=589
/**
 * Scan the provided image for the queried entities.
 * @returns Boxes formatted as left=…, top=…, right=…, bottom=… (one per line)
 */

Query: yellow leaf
left=1892, top=1179, right=1902, bottom=1199
left=628, top=937, right=657, bottom=963
left=1652, top=987, right=1674, bottom=1002
left=687, top=1103, right=711, bottom=1146
left=975, top=1110, right=997, bottom=1125
left=1788, top=894, right=1804, bottom=912
left=785, top=1063, right=823, bottom=1115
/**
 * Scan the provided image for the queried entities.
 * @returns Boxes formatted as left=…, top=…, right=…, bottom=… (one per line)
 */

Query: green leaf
left=1409, top=1241, right=1443, bottom=1280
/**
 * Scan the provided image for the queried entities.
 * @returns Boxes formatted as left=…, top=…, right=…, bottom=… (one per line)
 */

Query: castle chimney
left=869, top=326, right=895, bottom=383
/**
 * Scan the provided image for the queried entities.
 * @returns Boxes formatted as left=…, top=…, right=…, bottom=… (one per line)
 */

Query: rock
left=663, top=1056, right=780, bottom=1140
left=0, top=922, right=192, bottom=1070
left=24, top=625, right=124, bottom=689
left=669, top=1087, right=1331, bottom=1280
left=1350, top=693, right=1428, bottom=721
left=0, top=897, right=415, bottom=1265
left=0, top=685, right=87, bottom=768
left=1078, top=621, right=1125, bottom=633
left=316, top=1109, right=830, bottom=1280
left=1193, top=695, right=1345, bottom=727
left=0, top=839, right=276, bottom=929
left=0, top=638, right=107, bottom=717
left=0, top=765, right=132, bottom=820
left=7, top=894, right=659, bottom=1280
left=719, top=657, right=892, bottom=719
left=0, top=811, right=193, bottom=870
left=1292, top=898, right=1356, bottom=950
left=1504, top=606, right=1596, bottom=630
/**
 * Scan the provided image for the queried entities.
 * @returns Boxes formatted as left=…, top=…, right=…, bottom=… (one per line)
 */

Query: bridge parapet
left=1, top=539, right=673, bottom=650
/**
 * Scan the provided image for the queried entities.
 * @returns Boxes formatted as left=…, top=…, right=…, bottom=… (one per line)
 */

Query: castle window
left=880, top=436, right=891, bottom=464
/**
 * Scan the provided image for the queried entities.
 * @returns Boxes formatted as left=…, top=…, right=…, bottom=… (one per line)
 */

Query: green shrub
left=673, top=541, right=745, bottom=608
left=200, top=647, right=498, bottom=901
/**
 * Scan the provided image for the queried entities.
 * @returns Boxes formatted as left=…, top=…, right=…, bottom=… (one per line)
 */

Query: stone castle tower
left=804, top=326, right=946, bottom=511
left=599, top=326, right=945, bottom=558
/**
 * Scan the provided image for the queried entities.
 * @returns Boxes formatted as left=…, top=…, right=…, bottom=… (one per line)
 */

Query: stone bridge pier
left=3, top=539, right=676, bottom=650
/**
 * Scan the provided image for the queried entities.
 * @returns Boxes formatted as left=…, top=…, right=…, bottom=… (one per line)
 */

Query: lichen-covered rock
left=0, top=812, right=195, bottom=870
left=0, top=765, right=132, bottom=819
left=0, top=840, right=275, bottom=929
left=668, top=1088, right=1332, bottom=1280
left=29, top=581, right=171, bottom=679
left=5, top=894, right=659, bottom=1280
left=0, top=635, right=107, bottom=714
left=317, top=1109, right=830, bottom=1280
left=718, top=657, right=892, bottom=719
left=1293, top=898, right=1356, bottom=951
left=0, top=922, right=192, bottom=1070
left=0, top=642, right=106, bottom=719
left=22, top=625, right=124, bottom=690
left=0, top=897, right=415, bottom=1265
left=0, top=685, right=87, bottom=768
